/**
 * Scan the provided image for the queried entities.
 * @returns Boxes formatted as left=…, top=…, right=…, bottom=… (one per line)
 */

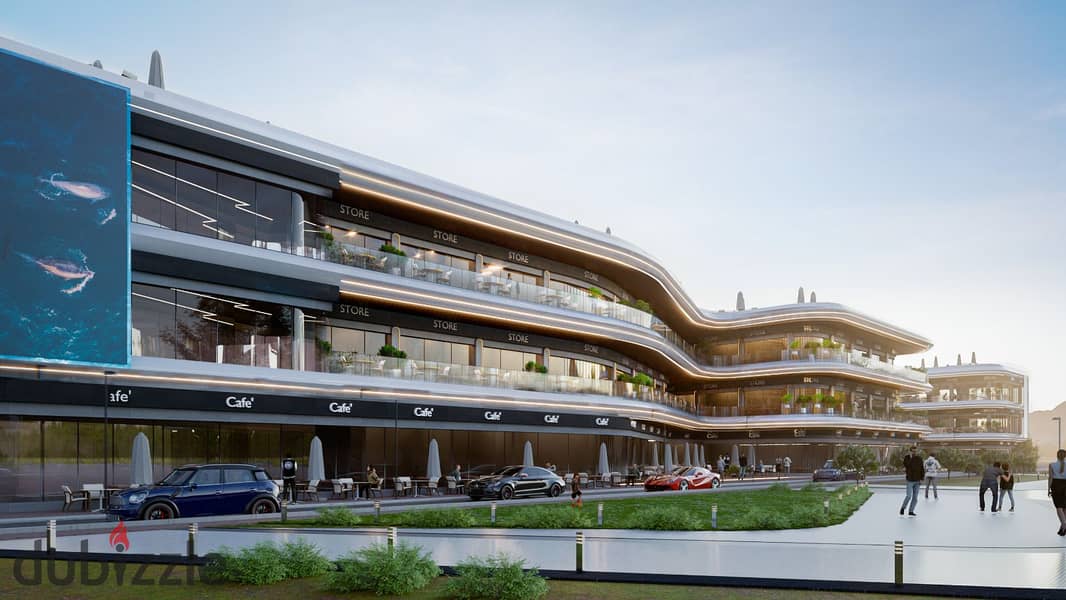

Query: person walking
left=998, top=463, right=1015, bottom=512
left=899, top=446, right=924, bottom=516
left=716, top=455, right=726, bottom=476
left=569, top=473, right=583, bottom=508
left=979, top=461, right=1003, bottom=512
left=281, top=454, right=298, bottom=503
left=739, top=454, right=748, bottom=480
left=450, top=464, right=462, bottom=483
left=924, top=453, right=942, bottom=499
left=1049, top=449, right=1066, bottom=535
left=783, top=456, right=792, bottom=475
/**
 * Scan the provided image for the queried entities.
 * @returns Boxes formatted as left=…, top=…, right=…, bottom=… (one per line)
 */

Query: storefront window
left=482, top=347, right=539, bottom=371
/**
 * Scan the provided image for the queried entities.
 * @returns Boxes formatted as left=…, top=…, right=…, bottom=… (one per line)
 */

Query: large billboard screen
left=0, top=49, right=130, bottom=367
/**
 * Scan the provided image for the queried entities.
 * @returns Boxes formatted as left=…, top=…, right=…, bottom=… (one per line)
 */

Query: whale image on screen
left=0, top=49, right=130, bottom=367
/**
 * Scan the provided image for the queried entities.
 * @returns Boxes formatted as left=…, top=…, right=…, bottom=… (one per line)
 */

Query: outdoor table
left=420, top=265, right=445, bottom=282
left=410, top=478, right=440, bottom=497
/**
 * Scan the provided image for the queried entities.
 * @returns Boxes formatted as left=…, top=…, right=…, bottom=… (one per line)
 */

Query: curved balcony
left=895, top=398, right=1025, bottom=412
left=708, top=348, right=927, bottom=383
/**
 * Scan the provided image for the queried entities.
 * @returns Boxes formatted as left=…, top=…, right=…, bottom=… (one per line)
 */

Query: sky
left=4, top=1, right=1066, bottom=410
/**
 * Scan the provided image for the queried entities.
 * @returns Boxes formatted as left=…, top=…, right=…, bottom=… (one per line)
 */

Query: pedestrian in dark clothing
left=739, top=454, right=748, bottom=480
left=569, top=475, right=583, bottom=508
left=281, top=454, right=297, bottom=503
left=899, top=446, right=924, bottom=516
left=1048, top=449, right=1066, bottom=535
left=979, top=461, right=1003, bottom=512
left=998, top=463, right=1015, bottom=512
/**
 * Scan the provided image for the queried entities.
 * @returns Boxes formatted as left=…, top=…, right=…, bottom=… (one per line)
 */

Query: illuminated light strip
left=338, top=177, right=929, bottom=347
left=133, top=291, right=234, bottom=326
left=130, top=104, right=341, bottom=171
left=175, top=289, right=273, bottom=316
left=0, top=363, right=928, bottom=433
left=338, top=280, right=930, bottom=391
left=132, top=183, right=235, bottom=239
left=133, top=160, right=274, bottom=222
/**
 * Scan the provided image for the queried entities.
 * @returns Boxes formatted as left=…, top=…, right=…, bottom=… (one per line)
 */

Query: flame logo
left=109, top=520, right=131, bottom=553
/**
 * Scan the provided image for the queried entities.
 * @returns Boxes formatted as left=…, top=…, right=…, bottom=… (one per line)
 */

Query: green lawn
left=257, top=483, right=872, bottom=531
left=877, top=474, right=1040, bottom=487
left=0, top=559, right=967, bottom=599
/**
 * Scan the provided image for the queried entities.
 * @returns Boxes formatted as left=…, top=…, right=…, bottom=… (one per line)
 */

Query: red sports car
left=644, top=466, right=722, bottom=491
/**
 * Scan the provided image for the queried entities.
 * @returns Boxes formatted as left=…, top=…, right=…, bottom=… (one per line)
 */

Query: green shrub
left=744, top=510, right=791, bottom=530
left=800, top=482, right=826, bottom=493
left=725, top=464, right=741, bottom=478
left=623, top=505, right=703, bottom=531
left=379, top=243, right=406, bottom=256
left=282, top=538, right=332, bottom=579
left=203, top=542, right=288, bottom=585
left=378, top=344, right=407, bottom=359
left=506, top=505, right=593, bottom=529
left=402, top=508, right=477, bottom=528
left=444, top=553, right=549, bottom=600
left=324, top=542, right=438, bottom=595
left=765, top=482, right=792, bottom=494
left=315, top=506, right=363, bottom=527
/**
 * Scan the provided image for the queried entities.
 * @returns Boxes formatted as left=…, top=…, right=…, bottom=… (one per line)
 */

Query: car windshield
left=492, top=466, right=522, bottom=477
left=683, top=468, right=703, bottom=477
left=671, top=467, right=688, bottom=476
left=822, top=461, right=835, bottom=469
left=158, top=468, right=196, bottom=486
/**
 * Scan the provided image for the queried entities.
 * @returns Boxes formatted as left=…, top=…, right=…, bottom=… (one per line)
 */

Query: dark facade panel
left=133, top=251, right=339, bottom=303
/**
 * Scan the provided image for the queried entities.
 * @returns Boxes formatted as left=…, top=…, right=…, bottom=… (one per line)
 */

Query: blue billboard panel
left=0, top=49, right=130, bottom=367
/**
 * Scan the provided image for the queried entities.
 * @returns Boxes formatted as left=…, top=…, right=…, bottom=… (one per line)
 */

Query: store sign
left=432, top=230, right=459, bottom=244
left=583, top=344, right=599, bottom=355
left=506, top=250, right=530, bottom=264
left=544, top=414, right=560, bottom=424
left=337, top=304, right=371, bottom=318
left=484, top=411, right=503, bottom=421
left=108, top=389, right=132, bottom=403
left=328, top=402, right=352, bottom=414
left=583, top=271, right=599, bottom=282
left=339, top=205, right=372, bottom=221
left=793, top=429, right=806, bottom=438
left=748, top=431, right=761, bottom=438
left=507, top=332, right=530, bottom=344
left=413, top=407, right=435, bottom=418
left=705, top=433, right=718, bottom=439
left=595, top=417, right=610, bottom=427
left=225, top=396, right=255, bottom=409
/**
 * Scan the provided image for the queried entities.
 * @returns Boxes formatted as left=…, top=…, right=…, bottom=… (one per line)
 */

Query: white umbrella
left=748, top=445, right=757, bottom=469
left=308, top=436, right=325, bottom=481
left=664, top=444, right=674, bottom=472
left=698, top=445, right=706, bottom=467
left=731, top=444, right=740, bottom=466
left=684, top=443, right=692, bottom=466
left=598, top=442, right=610, bottom=476
left=427, top=438, right=442, bottom=481
left=651, top=444, right=660, bottom=468
left=130, top=432, right=152, bottom=486
left=523, top=440, right=534, bottom=467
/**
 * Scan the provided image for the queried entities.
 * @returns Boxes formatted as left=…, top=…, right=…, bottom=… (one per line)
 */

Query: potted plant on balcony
left=588, top=286, right=603, bottom=299
left=822, top=393, right=843, bottom=415
left=320, top=231, right=339, bottom=261
left=377, top=344, right=407, bottom=359
left=524, top=361, right=548, bottom=374
left=315, top=338, right=332, bottom=369
left=779, top=392, right=793, bottom=414
left=795, top=394, right=813, bottom=414
left=788, top=338, right=801, bottom=359
left=378, top=243, right=407, bottom=275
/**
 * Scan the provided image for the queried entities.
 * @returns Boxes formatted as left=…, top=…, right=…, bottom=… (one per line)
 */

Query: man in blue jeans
left=899, top=446, right=925, bottom=516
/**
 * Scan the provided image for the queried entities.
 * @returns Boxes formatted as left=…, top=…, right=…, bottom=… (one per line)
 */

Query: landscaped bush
left=765, top=482, right=792, bottom=494
left=281, top=538, right=332, bottom=579
left=444, top=553, right=549, bottom=600
left=506, top=505, right=593, bottom=529
left=324, top=542, right=439, bottom=595
left=402, top=508, right=478, bottom=528
left=725, top=464, right=741, bottom=478
left=622, top=505, right=703, bottom=530
left=800, top=482, right=826, bottom=493
left=742, top=510, right=791, bottom=530
left=315, top=506, right=363, bottom=527
left=202, top=542, right=287, bottom=585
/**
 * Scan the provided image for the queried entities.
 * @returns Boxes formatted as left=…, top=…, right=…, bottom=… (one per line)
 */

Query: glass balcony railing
left=310, top=351, right=687, bottom=409
left=703, top=349, right=928, bottom=382
left=306, top=240, right=701, bottom=358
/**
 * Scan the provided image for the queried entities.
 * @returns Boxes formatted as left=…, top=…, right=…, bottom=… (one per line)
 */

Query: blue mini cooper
left=108, top=464, right=280, bottom=520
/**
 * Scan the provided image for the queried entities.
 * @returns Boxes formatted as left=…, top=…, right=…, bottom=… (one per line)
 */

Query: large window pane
left=216, top=172, right=256, bottom=246
left=254, top=184, right=293, bottom=252
left=174, top=161, right=219, bottom=239
left=0, top=419, right=42, bottom=500
left=132, top=283, right=176, bottom=359
left=43, top=421, right=77, bottom=499
left=131, top=149, right=176, bottom=229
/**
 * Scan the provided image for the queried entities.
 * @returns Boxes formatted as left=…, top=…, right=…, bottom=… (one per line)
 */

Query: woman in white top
left=1048, top=449, right=1066, bottom=536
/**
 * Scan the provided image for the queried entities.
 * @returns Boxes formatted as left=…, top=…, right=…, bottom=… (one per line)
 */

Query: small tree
left=834, top=445, right=879, bottom=475
left=887, top=447, right=908, bottom=471
left=932, top=447, right=967, bottom=480
left=1008, top=439, right=1038, bottom=473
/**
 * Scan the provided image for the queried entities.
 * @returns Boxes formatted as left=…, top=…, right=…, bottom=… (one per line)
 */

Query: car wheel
left=250, top=498, right=276, bottom=515
left=501, top=486, right=514, bottom=500
left=679, top=480, right=689, bottom=492
left=711, top=478, right=721, bottom=488
left=548, top=484, right=562, bottom=497
left=143, top=503, right=174, bottom=520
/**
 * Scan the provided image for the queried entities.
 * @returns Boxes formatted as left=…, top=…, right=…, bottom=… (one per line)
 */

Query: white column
left=293, top=308, right=305, bottom=371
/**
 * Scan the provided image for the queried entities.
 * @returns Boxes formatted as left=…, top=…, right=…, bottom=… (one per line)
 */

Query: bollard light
left=823, top=499, right=830, bottom=515
left=187, top=523, right=198, bottom=558
left=894, top=540, right=904, bottom=585
left=575, top=531, right=585, bottom=572
left=490, top=501, right=497, bottom=524
left=711, top=504, right=718, bottom=529
left=387, top=526, right=397, bottom=551
left=837, top=493, right=843, bottom=501
left=374, top=500, right=381, bottom=523
left=847, top=488, right=852, bottom=496
left=46, top=520, right=56, bottom=554
left=281, top=503, right=288, bottom=523
left=597, top=503, right=604, bottom=527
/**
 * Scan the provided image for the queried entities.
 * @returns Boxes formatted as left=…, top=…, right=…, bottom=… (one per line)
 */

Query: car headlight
left=127, top=491, right=148, bottom=505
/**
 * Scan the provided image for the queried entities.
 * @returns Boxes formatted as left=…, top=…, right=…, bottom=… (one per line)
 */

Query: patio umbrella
left=699, top=445, right=706, bottom=466
left=684, top=443, right=692, bottom=466
left=130, top=432, right=152, bottom=486
left=748, top=445, right=757, bottom=469
left=308, top=436, right=325, bottom=481
left=427, top=438, right=442, bottom=481
left=523, top=440, right=534, bottom=467
left=735, top=291, right=745, bottom=311
left=598, top=442, right=610, bottom=476
left=651, top=444, right=660, bottom=468
left=971, top=351, right=977, bottom=364
left=797, top=286, right=805, bottom=303
left=664, top=444, right=674, bottom=472
left=731, top=445, right=740, bottom=466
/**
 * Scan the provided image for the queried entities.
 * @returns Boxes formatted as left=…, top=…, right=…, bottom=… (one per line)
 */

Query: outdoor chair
left=366, top=480, right=382, bottom=498
left=439, top=270, right=453, bottom=285
left=297, top=479, right=321, bottom=502
left=82, top=483, right=104, bottom=509
left=446, top=479, right=459, bottom=495
left=61, top=485, right=90, bottom=512
left=578, top=473, right=589, bottom=488
left=394, top=476, right=413, bottom=497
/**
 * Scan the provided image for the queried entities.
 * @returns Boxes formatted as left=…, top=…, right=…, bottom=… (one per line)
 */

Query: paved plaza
left=2, top=480, right=1063, bottom=590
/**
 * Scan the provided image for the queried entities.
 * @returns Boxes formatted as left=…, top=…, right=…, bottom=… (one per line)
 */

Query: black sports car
left=812, top=459, right=863, bottom=482
left=467, top=466, right=565, bottom=500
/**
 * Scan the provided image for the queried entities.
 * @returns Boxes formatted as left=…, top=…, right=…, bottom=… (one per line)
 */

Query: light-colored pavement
left=4, top=479, right=1061, bottom=590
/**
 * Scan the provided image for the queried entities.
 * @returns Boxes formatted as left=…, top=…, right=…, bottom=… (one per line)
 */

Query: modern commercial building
left=0, top=38, right=1025, bottom=506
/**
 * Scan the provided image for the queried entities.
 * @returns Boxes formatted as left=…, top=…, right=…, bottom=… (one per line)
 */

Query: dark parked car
left=812, top=460, right=863, bottom=482
left=467, top=466, right=565, bottom=500
left=107, top=464, right=280, bottom=520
